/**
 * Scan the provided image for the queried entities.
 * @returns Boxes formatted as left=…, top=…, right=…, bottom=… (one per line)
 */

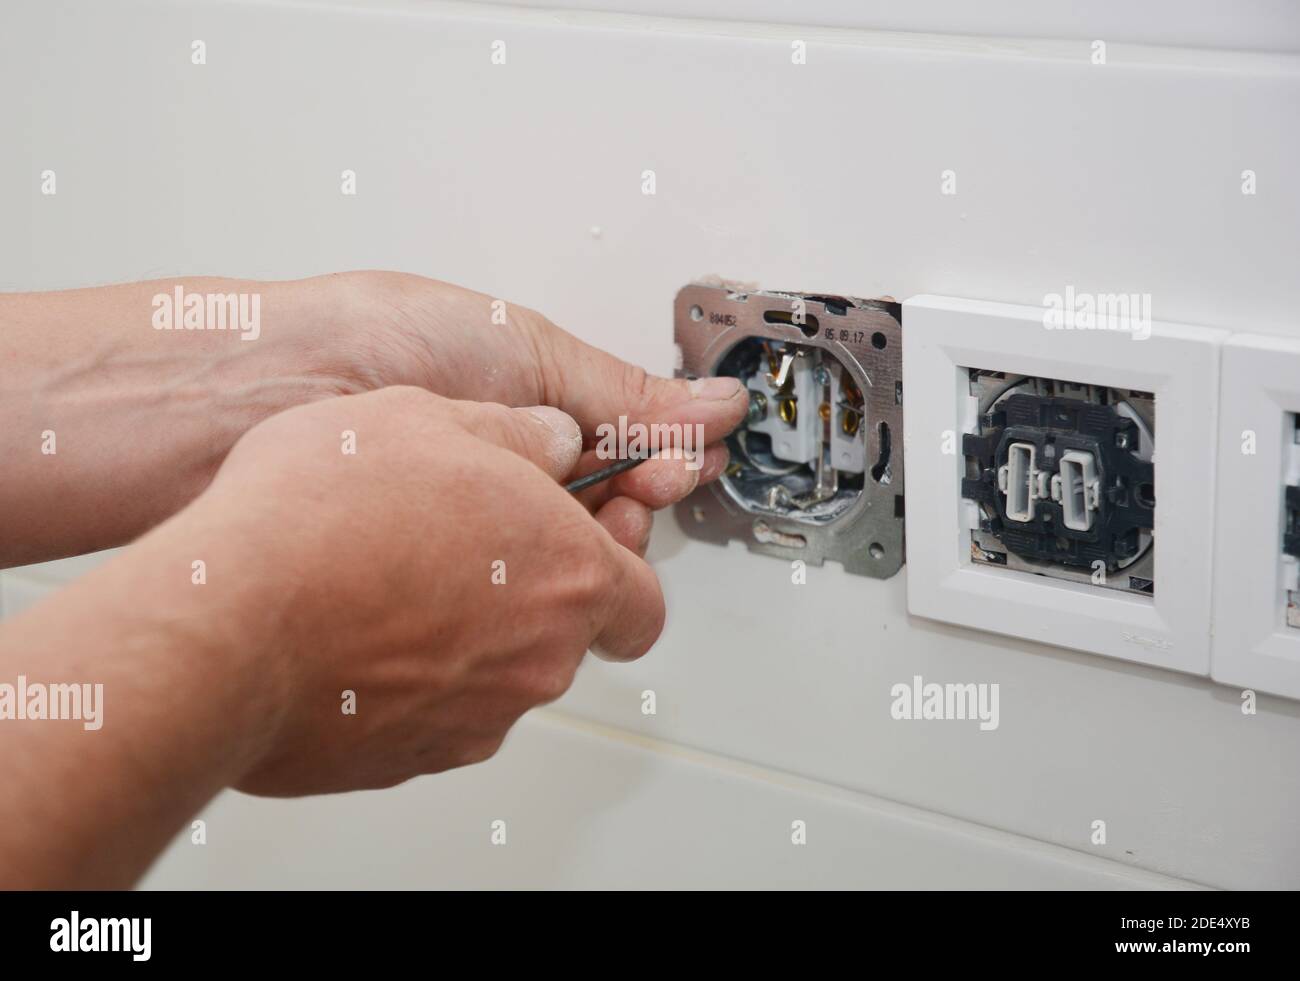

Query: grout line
left=532, top=706, right=1215, bottom=889
left=198, top=0, right=1300, bottom=74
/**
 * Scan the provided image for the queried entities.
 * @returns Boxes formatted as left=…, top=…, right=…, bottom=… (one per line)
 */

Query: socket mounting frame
left=673, top=282, right=905, bottom=578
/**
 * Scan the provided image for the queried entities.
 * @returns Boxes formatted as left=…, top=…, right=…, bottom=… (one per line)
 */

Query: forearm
left=0, top=518, right=282, bottom=888
left=0, top=275, right=368, bottom=567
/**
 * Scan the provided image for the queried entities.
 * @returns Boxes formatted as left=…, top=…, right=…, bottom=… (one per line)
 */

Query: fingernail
left=689, top=376, right=744, bottom=401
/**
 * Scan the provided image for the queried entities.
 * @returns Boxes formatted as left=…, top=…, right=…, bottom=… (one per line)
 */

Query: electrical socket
left=673, top=282, right=905, bottom=578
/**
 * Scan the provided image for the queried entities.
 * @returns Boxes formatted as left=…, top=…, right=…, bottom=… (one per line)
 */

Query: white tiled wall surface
left=141, top=711, right=1198, bottom=890
left=5, top=0, right=1299, bottom=888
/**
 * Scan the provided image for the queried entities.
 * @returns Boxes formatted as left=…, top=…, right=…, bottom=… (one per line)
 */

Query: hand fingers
left=590, top=538, right=666, bottom=662
left=574, top=443, right=729, bottom=512
left=427, top=393, right=663, bottom=658
left=439, top=400, right=583, bottom=482
left=593, top=496, right=653, bottom=556
left=435, top=398, right=662, bottom=662
left=521, top=316, right=749, bottom=446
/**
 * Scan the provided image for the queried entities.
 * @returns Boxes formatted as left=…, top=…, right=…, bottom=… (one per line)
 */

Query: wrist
left=254, top=272, right=382, bottom=396
left=119, top=515, right=297, bottom=784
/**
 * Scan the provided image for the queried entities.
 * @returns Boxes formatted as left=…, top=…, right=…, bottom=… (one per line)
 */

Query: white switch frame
left=1210, top=334, right=1300, bottom=699
left=902, top=295, right=1226, bottom=675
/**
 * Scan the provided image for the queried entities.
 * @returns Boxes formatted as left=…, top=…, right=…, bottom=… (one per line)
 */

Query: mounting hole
left=871, top=331, right=887, bottom=350
left=870, top=421, right=892, bottom=484
left=1137, top=483, right=1156, bottom=508
left=689, top=304, right=704, bottom=322
left=869, top=542, right=885, bottom=559
left=763, top=308, right=820, bottom=338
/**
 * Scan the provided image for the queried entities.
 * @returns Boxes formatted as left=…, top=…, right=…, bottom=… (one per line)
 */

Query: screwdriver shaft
left=565, top=456, right=651, bottom=494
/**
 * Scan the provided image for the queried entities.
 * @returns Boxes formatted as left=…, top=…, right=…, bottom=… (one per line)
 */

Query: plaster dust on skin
left=651, top=462, right=698, bottom=500
left=524, top=405, right=583, bottom=476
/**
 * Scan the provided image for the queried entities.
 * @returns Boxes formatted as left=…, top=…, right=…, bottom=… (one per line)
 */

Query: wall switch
left=1211, top=334, right=1300, bottom=699
left=902, top=295, right=1225, bottom=674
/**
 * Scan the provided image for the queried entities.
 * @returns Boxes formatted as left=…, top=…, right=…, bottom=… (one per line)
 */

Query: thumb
left=522, top=316, right=748, bottom=445
left=443, top=400, right=582, bottom=482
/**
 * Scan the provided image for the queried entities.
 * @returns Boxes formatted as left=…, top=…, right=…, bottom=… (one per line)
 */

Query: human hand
left=313, top=270, right=748, bottom=520
left=153, top=386, right=669, bottom=795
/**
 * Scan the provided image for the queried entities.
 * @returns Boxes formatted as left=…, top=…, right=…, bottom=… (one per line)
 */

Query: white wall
left=3, top=0, right=1298, bottom=889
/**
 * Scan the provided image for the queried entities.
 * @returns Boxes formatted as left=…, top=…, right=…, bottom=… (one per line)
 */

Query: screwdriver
left=565, top=455, right=653, bottom=494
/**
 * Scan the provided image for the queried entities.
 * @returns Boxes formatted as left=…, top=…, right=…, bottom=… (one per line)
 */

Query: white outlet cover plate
left=902, top=295, right=1226, bottom=675
left=1211, top=334, right=1300, bottom=699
